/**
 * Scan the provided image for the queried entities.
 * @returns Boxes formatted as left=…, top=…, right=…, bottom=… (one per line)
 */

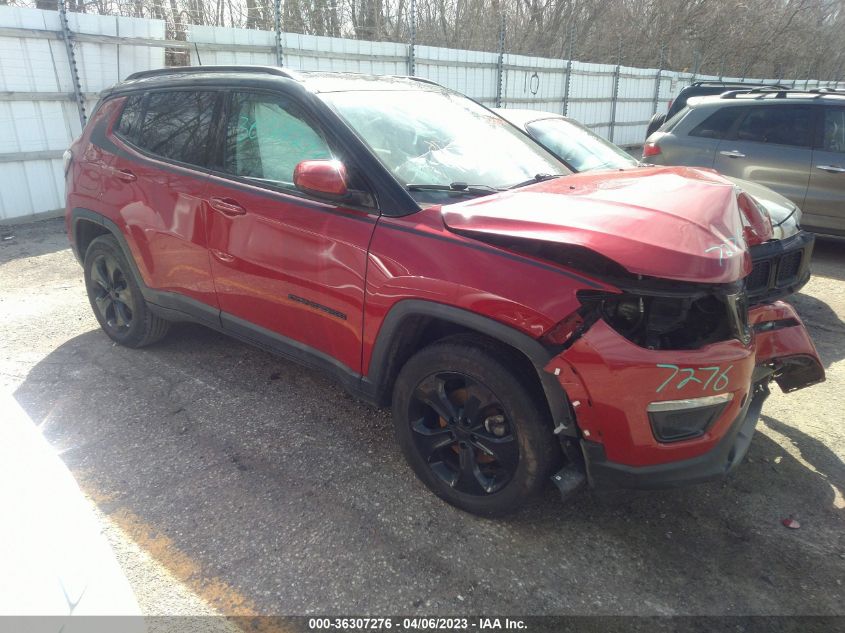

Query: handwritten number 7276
left=656, top=364, right=733, bottom=393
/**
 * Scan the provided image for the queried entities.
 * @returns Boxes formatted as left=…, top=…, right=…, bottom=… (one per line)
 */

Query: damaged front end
left=542, top=277, right=823, bottom=490
left=440, top=166, right=825, bottom=492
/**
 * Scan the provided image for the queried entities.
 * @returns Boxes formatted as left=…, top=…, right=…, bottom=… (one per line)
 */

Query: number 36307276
left=655, top=364, right=733, bottom=393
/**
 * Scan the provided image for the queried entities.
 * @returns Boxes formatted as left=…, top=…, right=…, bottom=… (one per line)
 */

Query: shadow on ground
left=12, top=324, right=845, bottom=615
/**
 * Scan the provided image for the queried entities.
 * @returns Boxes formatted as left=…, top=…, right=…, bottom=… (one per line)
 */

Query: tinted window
left=115, top=95, right=143, bottom=140
left=689, top=107, right=744, bottom=139
left=526, top=118, right=636, bottom=171
left=733, top=105, right=813, bottom=147
left=224, top=92, right=332, bottom=187
left=819, top=108, right=845, bottom=152
left=136, top=91, right=217, bottom=165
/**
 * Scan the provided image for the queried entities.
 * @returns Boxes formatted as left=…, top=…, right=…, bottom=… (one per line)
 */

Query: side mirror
left=293, top=160, right=349, bottom=199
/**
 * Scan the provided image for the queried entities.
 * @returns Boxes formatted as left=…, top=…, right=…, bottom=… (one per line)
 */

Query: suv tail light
left=642, top=142, right=661, bottom=158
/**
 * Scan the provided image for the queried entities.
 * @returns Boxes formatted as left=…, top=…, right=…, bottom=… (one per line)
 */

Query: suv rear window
left=733, top=105, right=813, bottom=147
left=135, top=91, right=218, bottom=166
left=689, top=107, right=744, bottom=139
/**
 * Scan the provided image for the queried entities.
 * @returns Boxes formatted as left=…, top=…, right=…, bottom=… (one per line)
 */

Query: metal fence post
left=274, top=0, right=283, bottom=66
left=651, top=44, right=665, bottom=116
left=562, top=22, right=575, bottom=115
left=608, top=39, right=622, bottom=143
left=57, top=0, right=86, bottom=128
left=408, top=0, right=416, bottom=76
left=495, top=12, right=505, bottom=108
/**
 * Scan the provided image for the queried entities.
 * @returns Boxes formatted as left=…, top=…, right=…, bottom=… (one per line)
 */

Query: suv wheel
left=392, top=339, right=558, bottom=516
left=83, top=234, right=170, bottom=348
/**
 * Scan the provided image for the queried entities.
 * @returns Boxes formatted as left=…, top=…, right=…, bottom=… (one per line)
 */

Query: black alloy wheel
left=409, top=371, right=518, bottom=495
left=392, top=338, right=559, bottom=516
left=89, top=252, right=135, bottom=333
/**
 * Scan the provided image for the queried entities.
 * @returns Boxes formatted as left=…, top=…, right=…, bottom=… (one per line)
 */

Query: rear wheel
left=392, top=340, right=558, bottom=516
left=83, top=234, right=170, bottom=348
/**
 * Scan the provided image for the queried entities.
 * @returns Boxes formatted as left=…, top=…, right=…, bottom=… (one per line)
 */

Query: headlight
left=577, top=288, right=749, bottom=351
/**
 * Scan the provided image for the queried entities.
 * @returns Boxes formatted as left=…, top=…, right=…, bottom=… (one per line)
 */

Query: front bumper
left=547, top=301, right=823, bottom=490
left=746, top=231, right=814, bottom=305
left=582, top=380, right=768, bottom=489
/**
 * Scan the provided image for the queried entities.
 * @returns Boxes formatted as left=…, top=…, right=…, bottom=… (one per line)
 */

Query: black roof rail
left=719, top=86, right=845, bottom=100
left=392, top=75, right=444, bottom=88
left=720, top=86, right=791, bottom=99
left=125, top=65, right=300, bottom=81
left=691, top=80, right=789, bottom=89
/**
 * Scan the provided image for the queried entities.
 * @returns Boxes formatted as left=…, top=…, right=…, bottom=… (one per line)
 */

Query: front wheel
left=392, top=340, right=558, bottom=516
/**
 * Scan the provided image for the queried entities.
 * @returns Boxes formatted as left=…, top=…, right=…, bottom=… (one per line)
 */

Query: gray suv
left=644, top=88, right=845, bottom=236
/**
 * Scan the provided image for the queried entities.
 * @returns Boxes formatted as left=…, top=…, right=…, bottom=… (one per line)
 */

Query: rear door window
left=689, top=107, right=744, bottom=139
left=135, top=91, right=218, bottom=167
left=731, top=105, right=814, bottom=147
left=222, top=91, right=333, bottom=189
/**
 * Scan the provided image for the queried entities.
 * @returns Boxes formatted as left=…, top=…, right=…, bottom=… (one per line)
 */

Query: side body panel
left=713, top=138, right=812, bottom=208
left=65, top=99, right=123, bottom=231
left=97, top=97, right=218, bottom=308
left=203, top=174, right=377, bottom=373
left=361, top=207, right=614, bottom=376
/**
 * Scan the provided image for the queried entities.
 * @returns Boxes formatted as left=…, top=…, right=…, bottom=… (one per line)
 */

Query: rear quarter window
left=115, top=95, right=143, bottom=140
left=689, top=107, right=744, bottom=139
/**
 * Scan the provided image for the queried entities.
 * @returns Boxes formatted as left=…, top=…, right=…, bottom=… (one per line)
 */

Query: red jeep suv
left=65, top=66, right=825, bottom=515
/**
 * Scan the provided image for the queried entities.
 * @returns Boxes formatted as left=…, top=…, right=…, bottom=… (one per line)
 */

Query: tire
left=392, top=338, right=558, bottom=516
left=83, top=234, right=170, bottom=348
left=646, top=113, right=667, bottom=139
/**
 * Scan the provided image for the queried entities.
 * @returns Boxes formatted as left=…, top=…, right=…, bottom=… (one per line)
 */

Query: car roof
left=107, top=66, right=445, bottom=97
left=493, top=108, right=572, bottom=127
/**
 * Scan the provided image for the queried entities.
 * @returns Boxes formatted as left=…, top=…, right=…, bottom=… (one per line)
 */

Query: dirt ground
left=1, top=218, right=843, bottom=617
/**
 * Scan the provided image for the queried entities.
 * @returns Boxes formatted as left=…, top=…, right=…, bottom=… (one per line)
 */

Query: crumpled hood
left=725, top=176, right=801, bottom=239
left=441, top=166, right=753, bottom=284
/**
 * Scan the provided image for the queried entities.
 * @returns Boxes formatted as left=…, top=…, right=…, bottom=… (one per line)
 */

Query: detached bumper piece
left=746, top=231, right=814, bottom=305
left=584, top=382, right=769, bottom=490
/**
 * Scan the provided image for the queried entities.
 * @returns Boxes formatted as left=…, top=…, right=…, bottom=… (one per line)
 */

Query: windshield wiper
left=507, top=173, right=565, bottom=190
left=406, top=182, right=503, bottom=196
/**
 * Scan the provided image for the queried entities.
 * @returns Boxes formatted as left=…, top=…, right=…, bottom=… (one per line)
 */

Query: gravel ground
left=0, top=218, right=843, bottom=617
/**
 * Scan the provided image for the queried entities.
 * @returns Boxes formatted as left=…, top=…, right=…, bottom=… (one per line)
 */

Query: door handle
left=210, top=248, right=236, bottom=263
left=208, top=196, right=246, bottom=216
left=816, top=164, right=845, bottom=173
left=113, top=168, right=137, bottom=182
left=719, top=150, right=746, bottom=158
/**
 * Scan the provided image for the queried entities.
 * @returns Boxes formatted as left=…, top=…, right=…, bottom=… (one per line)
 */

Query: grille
left=777, top=250, right=803, bottom=283
left=746, top=260, right=771, bottom=292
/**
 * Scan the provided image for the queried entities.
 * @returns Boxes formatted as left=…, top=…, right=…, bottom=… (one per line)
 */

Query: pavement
left=0, top=218, right=843, bottom=618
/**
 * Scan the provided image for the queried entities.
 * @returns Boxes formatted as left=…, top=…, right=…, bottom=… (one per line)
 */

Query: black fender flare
left=363, top=299, right=576, bottom=436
